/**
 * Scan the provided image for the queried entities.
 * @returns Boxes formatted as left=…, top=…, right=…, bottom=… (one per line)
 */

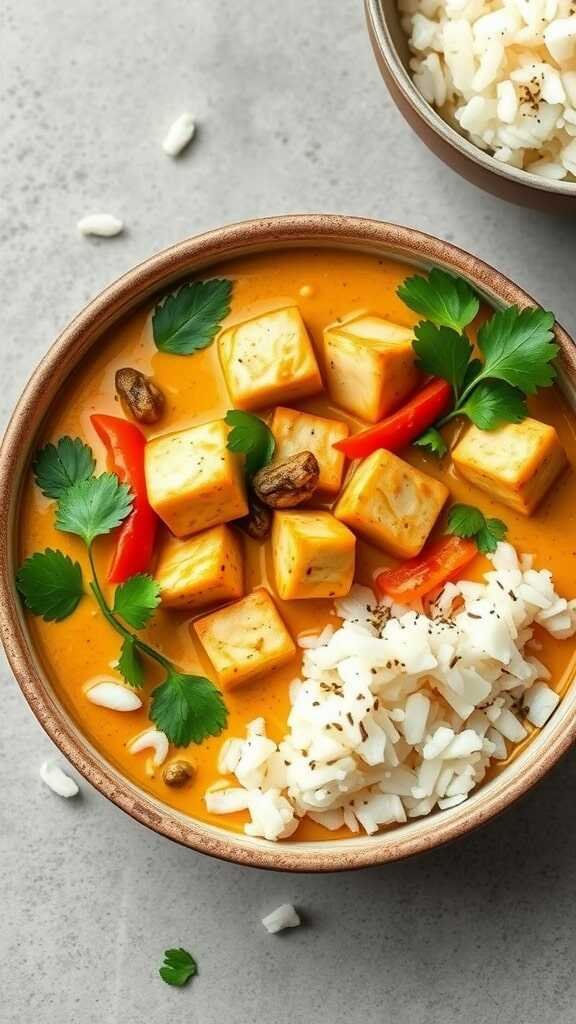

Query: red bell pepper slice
left=375, top=535, right=478, bottom=603
left=333, top=378, right=452, bottom=460
left=91, top=414, right=157, bottom=583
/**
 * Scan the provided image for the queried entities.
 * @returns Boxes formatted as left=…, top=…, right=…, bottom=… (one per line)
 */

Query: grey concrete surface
left=2, top=1, right=576, bottom=1021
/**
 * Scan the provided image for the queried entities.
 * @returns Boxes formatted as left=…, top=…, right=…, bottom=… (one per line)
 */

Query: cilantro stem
left=87, top=547, right=172, bottom=673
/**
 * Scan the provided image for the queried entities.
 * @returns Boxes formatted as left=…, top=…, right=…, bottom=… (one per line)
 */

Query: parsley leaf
left=16, top=549, right=84, bottom=622
left=33, top=437, right=95, bottom=499
left=152, top=278, right=232, bottom=355
left=150, top=670, right=228, bottom=746
left=413, top=321, right=472, bottom=397
left=459, top=380, right=527, bottom=430
left=413, top=427, right=448, bottom=458
left=225, top=409, right=276, bottom=477
left=446, top=503, right=508, bottom=554
left=159, top=948, right=198, bottom=988
left=118, top=635, right=144, bottom=687
left=477, top=306, right=558, bottom=395
left=56, top=474, right=133, bottom=547
left=398, top=268, right=479, bottom=332
left=113, top=573, right=161, bottom=629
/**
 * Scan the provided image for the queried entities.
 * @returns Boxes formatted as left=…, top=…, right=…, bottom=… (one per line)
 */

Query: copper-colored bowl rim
left=1, top=214, right=576, bottom=873
left=365, top=0, right=576, bottom=198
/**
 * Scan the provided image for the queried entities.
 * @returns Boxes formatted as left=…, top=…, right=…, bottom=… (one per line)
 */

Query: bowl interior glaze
left=1, top=215, right=576, bottom=872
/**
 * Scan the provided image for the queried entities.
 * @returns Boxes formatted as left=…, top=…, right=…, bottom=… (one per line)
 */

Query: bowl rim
left=365, top=0, right=576, bottom=198
left=1, top=212, right=576, bottom=873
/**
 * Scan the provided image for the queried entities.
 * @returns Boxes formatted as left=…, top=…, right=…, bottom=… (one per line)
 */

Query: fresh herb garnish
left=17, top=438, right=228, bottom=747
left=413, top=427, right=448, bottom=458
left=398, top=270, right=558, bottom=450
left=16, top=549, right=84, bottom=622
left=225, top=409, right=276, bottom=477
left=159, top=948, right=198, bottom=988
left=152, top=278, right=232, bottom=355
left=446, top=503, right=508, bottom=554
left=33, top=437, right=95, bottom=499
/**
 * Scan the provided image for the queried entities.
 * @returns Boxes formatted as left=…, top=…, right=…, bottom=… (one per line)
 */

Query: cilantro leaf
left=477, top=306, right=558, bottom=395
left=412, top=321, right=472, bottom=398
left=159, top=948, right=198, bottom=988
left=150, top=670, right=228, bottom=746
left=118, top=636, right=144, bottom=687
left=56, top=474, right=133, bottom=547
left=446, top=503, right=508, bottom=554
left=113, top=573, right=161, bottom=629
left=16, top=549, right=84, bottom=622
left=152, top=278, right=232, bottom=355
left=459, top=380, right=528, bottom=430
left=225, top=409, right=276, bottom=477
left=462, top=358, right=482, bottom=392
left=33, top=437, right=96, bottom=499
left=398, top=268, right=480, bottom=332
left=413, top=427, right=448, bottom=458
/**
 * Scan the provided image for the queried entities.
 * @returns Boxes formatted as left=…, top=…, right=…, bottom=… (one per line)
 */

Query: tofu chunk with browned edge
left=270, top=406, right=349, bottom=496
left=452, top=419, right=567, bottom=515
left=272, top=511, right=356, bottom=600
left=194, top=588, right=296, bottom=690
left=219, top=306, right=323, bottom=411
left=334, top=449, right=449, bottom=558
left=323, top=314, right=420, bottom=423
left=145, top=419, right=248, bottom=538
left=155, top=525, right=244, bottom=610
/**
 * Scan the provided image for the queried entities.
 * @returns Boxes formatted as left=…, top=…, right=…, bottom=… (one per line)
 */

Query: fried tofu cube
left=194, top=588, right=296, bottom=690
left=218, top=306, right=322, bottom=411
left=155, top=525, right=244, bottom=610
left=270, top=406, right=349, bottom=495
left=272, top=511, right=356, bottom=600
left=145, top=419, right=248, bottom=537
left=452, top=419, right=567, bottom=515
left=334, top=449, right=448, bottom=558
left=323, top=314, right=420, bottom=423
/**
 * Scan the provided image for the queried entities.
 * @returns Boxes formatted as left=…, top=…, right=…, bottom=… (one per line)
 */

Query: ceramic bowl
left=365, top=0, right=576, bottom=214
left=1, top=215, right=576, bottom=871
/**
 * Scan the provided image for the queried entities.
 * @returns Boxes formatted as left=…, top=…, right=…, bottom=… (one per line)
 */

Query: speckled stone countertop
left=2, top=2, right=576, bottom=1021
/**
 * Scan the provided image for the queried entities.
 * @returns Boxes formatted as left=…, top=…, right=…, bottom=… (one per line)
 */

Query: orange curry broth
left=18, top=248, right=576, bottom=841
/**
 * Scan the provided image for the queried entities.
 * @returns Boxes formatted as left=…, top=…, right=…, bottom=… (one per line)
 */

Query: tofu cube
left=155, top=525, right=244, bottom=610
left=219, top=306, right=322, bottom=411
left=270, top=406, right=349, bottom=495
left=334, top=449, right=448, bottom=558
left=324, top=314, right=420, bottom=423
left=145, top=419, right=248, bottom=537
left=272, top=511, right=356, bottom=600
left=452, top=418, right=567, bottom=515
left=194, top=588, right=296, bottom=690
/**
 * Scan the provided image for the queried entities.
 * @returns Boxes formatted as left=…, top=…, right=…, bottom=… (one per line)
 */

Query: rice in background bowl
left=400, top=0, right=576, bottom=181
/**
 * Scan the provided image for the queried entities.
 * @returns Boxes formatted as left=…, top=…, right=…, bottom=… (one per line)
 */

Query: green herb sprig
left=446, top=503, right=508, bottom=554
left=152, top=278, right=232, bottom=355
left=398, top=270, right=558, bottom=455
left=17, top=439, right=227, bottom=747
left=225, top=409, right=276, bottom=477
left=159, top=948, right=198, bottom=987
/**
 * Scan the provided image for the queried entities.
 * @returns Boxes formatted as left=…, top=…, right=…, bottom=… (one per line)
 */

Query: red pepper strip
left=91, top=414, right=158, bottom=583
left=375, top=536, right=478, bottom=603
left=333, top=378, right=452, bottom=460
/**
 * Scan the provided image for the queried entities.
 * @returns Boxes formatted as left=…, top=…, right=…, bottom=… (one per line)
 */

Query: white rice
left=205, top=543, right=576, bottom=842
left=401, top=0, right=576, bottom=180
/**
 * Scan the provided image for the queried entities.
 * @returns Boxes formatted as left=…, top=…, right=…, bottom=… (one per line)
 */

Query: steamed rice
left=205, top=543, right=576, bottom=841
left=400, top=0, right=576, bottom=180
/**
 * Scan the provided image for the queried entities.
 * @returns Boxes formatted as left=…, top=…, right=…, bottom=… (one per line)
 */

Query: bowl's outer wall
left=1, top=214, right=576, bottom=872
left=365, top=0, right=576, bottom=215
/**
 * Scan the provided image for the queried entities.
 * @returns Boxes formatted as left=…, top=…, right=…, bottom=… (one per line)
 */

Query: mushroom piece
left=162, top=760, right=196, bottom=787
left=115, top=367, right=165, bottom=424
left=252, top=451, right=320, bottom=509
left=238, top=492, right=273, bottom=540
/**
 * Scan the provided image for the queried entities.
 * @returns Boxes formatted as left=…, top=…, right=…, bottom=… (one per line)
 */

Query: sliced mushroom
left=238, top=492, right=273, bottom=540
left=162, top=759, right=196, bottom=787
left=253, top=451, right=320, bottom=509
left=115, top=367, right=165, bottom=424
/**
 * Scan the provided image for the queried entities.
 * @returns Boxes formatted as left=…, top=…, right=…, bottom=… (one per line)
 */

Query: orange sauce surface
left=18, top=248, right=576, bottom=840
